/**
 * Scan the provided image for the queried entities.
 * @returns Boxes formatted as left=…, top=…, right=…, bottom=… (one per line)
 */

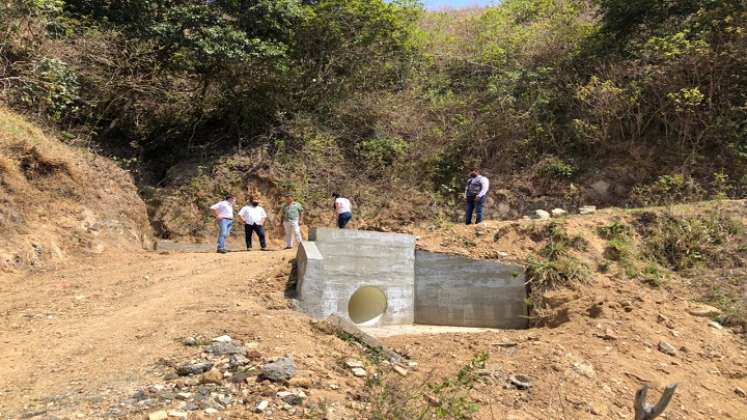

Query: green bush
left=537, top=156, right=576, bottom=180
left=526, top=255, right=590, bottom=290
left=355, top=137, right=409, bottom=174
left=631, top=173, right=704, bottom=207
left=643, top=212, right=743, bottom=271
left=597, top=221, right=628, bottom=240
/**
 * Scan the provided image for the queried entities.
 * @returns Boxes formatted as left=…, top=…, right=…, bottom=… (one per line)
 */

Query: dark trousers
left=465, top=195, right=486, bottom=225
left=337, top=212, right=352, bottom=229
left=244, top=224, right=267, bottom=249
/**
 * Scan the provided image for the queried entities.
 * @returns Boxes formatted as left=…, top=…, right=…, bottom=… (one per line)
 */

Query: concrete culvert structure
left=294, top=227, right=527, bottom=329
left=348, top=286, right=388, bottom=326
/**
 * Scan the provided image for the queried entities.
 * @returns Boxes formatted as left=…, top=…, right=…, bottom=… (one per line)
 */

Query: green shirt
left=282, top=202, right=304, bottom=221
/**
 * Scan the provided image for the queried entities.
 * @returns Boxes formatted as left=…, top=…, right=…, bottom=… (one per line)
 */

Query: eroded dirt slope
left=0, top=108, right=151, bottom=271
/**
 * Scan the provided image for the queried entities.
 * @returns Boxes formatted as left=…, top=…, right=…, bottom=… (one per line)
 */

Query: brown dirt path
left=0, top=248, right=300, bottom=417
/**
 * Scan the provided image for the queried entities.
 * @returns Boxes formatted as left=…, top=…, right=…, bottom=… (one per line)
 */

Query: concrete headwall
left=414, top=251, right=528, bottom=329
left=296, top=228, right=416, bottom=326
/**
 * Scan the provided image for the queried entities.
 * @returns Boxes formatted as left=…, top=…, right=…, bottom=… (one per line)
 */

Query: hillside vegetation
left=1, top=0, right=746, bottom=240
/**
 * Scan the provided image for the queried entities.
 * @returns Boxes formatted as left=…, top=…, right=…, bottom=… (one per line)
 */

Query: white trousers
left=283, top=220, right=303, bottom=247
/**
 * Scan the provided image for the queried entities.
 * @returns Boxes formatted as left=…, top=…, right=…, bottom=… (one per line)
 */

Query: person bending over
left=332, top=192, right=353, bottom=229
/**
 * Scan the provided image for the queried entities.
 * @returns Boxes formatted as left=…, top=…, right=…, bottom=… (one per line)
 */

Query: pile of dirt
left=0, top=108, right=152, bottom=271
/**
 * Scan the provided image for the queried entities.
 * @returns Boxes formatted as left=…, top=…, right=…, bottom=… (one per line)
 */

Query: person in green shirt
left=281, top=195, right=304, bottom=249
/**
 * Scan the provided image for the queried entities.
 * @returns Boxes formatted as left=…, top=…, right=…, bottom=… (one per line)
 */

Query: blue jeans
left=216, top=219, right=233, bottom=251
left=465, top=195, right=485, bottom=225
left=337, top=212, right=352, bottom=229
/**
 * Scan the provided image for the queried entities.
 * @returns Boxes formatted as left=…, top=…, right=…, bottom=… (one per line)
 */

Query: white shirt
left=465, top=175, right=490, bottom=198
left=210, top=200, right=234, bottom=219
left=335, top=197, right=352, bottom=215
left=238, top=205, right=267, bottom=225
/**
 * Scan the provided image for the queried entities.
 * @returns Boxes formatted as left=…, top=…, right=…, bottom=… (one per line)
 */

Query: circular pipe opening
left=348, top=286, right=387, bottom=326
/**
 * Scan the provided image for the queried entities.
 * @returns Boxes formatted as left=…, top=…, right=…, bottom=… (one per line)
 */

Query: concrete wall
left=296, top=228, right=416, bottom=326
left=414, top=251, right=528, bottom=329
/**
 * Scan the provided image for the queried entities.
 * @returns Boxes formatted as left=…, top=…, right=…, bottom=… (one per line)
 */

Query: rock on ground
left=176, top=362, right=213, bottom=376
left=148, top=410, right=168, bottom=420
left=206, top=341, right=245, bottom=356
left=535, top=210, right=551, bottom=220
left=261, top=357, right=295, bottom=382
left=658, top=340, right=677, bottom=356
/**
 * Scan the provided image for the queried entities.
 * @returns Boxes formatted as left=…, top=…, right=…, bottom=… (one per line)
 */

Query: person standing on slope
left=332, top=192, right=353, bottom=229
left=210, top=194, right=236, bottom=253
left=238, top=199, right=268, bottom=251
left=281, top=194, right=304, bottom=249
left=465, top=169, right=489, bottom=225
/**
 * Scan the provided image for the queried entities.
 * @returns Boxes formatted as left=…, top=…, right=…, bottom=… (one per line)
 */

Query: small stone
left=351, top=367, right=367, bottom=377
left=345, top=360, right=364, bottom=369
left=509, top=374, right=531, bottom=390
left=148, top=410, right=168, bottom=420
left=288, top=377, right=313, bottom=388
left=212, top=335, right=233, bottom=343
left=231, top=371, right=252, bottom=384
left=176, top=392, right=192, bottom=400
left=167, top=410, right=188, bottom=418
left=688, top=304, right=722, bottom=318
left=206, top=341, right=245, bottom=356
left=551, top=208, right=568, bottom=217
left=535, top=210, right=551, bottom=220
left=261, top=357, right=295, bottom=382
left=176, top=362, right=213, bottom=376
left=708, top=321, right=724, bottom=330
left=277, top=391, right=305, bottom=406
left=246, top=350, right=263, bottom=360
left=204, top=407, right=219, bottom=415
left=229, top=354, right=250, bottom=367
left=256, top=400, right=270, bottom=412
left=735, top=387, right=746, bottom=398
left=572, top=361, right=596, bottom=378
left=393, top=365, right=408, bottom=376
left=200, top=368, right=223, bottom=385
left=183, top=337, right=198, bottom=346
left=579, top=205, right=597, bottom=215
left=658, top=341, right=677, bottom=356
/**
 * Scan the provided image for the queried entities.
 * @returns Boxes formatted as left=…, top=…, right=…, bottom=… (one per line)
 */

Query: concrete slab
left=415, top=251, right=528, bottom=329
left=362, top=324, right=503, bottom=338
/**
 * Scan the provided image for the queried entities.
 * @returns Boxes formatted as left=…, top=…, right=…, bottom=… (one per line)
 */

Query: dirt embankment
left=0, top=108, right=152, bottom=271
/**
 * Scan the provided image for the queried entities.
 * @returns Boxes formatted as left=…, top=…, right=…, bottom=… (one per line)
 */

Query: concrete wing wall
left=414, top=251, right=528, bottom=329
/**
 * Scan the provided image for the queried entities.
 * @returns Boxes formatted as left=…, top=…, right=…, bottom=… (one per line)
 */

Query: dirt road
left=2, top=227, right=747, bottom=419
left=0, top=249, right=300, bottom=418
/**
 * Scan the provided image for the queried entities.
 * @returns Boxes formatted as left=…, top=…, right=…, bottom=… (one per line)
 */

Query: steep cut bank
left=0, top=108, right=151, bottom=271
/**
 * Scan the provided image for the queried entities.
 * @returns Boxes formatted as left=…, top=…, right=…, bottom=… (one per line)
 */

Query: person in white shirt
left=332, top=192, right=353, bottom=229
left=464, top=169, right=489, bottom=225
left=238, top=199, right=268, bottom=250
left=209, top=195, right=236, bottom=253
